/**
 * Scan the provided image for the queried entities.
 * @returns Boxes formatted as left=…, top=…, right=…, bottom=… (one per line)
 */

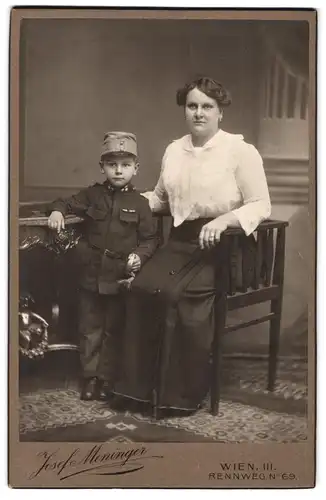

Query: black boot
left=98, top=380, right=113, bottom=401
left=80, top=377, right=98, bottom=401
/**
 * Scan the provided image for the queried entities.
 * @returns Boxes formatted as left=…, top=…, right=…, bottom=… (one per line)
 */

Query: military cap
left=101, top=131, right=138, bottom=158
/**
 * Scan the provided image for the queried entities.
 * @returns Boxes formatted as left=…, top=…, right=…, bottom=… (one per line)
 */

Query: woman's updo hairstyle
left=176, top=76, right=232, bottom=108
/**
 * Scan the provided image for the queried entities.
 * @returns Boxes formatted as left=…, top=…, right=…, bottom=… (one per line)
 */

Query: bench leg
left=268, top=226, right=285, bottom=392
left=210, top=372, right=220, bottom=416
left=151, top=388, right=160, bottom=420
left=211, top=294, right=227, bottom=416
left=268, top=299, right=282, bottom=392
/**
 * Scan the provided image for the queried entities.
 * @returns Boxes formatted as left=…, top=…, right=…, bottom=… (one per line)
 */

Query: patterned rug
left=20, top=358, right=308, bottom=443
left=220, top=357, right=307, bottom=400
left=20, top=388, right=307, bottom=443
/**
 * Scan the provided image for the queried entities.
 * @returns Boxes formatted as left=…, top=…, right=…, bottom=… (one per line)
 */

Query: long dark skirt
left=114, top=219, right=222, bottom=411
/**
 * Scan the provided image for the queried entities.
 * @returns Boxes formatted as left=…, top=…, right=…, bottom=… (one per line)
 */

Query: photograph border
left=9, top=7, right=317, bottom=488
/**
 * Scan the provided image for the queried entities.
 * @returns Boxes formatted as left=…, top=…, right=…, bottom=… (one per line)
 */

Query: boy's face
left=100, top=153, right=138, bottom=188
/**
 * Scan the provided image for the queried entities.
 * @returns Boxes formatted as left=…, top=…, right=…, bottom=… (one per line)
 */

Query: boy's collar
left=103, top=181, right=135, bottom=193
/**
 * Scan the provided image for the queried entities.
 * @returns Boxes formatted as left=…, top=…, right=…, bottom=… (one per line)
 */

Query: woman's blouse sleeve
left=231, top=143, right=271, bottom=235
left=147, top=149, right=170, bottom=212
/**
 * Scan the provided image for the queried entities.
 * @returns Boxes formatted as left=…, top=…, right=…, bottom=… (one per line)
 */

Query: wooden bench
left=153, top=215, right=288, bottom=416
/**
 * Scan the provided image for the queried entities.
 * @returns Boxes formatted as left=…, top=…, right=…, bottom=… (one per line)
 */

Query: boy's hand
left=117, top=276, right=135, bottom=291
left=126, top=253, right=141, bottom=274
left=48, top=211, right=65, bottom=232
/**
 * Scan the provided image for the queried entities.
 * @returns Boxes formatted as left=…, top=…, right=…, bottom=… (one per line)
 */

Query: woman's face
left=185, top=87, right=223, bottom=139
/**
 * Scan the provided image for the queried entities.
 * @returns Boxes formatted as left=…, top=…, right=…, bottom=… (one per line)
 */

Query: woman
left=113, top=77, right=271, bottom=414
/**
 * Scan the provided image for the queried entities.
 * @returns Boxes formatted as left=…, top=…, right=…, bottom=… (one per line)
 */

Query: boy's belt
left=103, top=248, right=126, bottom=260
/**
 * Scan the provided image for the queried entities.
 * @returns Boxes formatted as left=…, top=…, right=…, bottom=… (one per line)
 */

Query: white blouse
left=146, top=129, right=271, bottom=236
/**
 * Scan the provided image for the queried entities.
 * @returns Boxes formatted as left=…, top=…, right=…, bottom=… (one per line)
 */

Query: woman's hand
left=198, top=213, right=240, bottom=249
left=126, top=253, right=141, bottom=274
left=48, top=211, right=65, bottom=232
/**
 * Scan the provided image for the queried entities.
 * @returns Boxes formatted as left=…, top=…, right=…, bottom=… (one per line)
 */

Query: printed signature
left=28, top=445, right=163, bottom=481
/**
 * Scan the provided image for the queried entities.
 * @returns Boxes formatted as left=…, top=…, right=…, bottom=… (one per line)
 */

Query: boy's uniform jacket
left=48, top=181, right=158, bottom=294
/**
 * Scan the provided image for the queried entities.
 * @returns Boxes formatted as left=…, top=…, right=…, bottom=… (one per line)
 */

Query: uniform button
left=169, top=270, right=176, bottom=275
left=154, top=288, right=161, bottom=294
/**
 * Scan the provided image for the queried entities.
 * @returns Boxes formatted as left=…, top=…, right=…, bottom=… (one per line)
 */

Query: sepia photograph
left=9, top=7, right=316, bottom=488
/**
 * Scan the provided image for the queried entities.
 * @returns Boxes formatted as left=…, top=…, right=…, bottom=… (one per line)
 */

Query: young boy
left=47, top=131, right=158, bottom=401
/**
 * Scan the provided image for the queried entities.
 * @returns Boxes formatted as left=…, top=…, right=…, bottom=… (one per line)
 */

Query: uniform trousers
left=78, top=287, right=125, bottom=382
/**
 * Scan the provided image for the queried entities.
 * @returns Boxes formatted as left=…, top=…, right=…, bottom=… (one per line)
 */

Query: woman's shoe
left=80, top=377, right=98, bottom=401
left=157, top=407, right=198, bottom=419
